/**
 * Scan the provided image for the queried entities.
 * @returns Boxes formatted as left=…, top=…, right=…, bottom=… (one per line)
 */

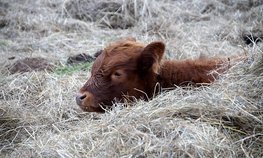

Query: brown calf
left=76, top=39, right=234, bottom=112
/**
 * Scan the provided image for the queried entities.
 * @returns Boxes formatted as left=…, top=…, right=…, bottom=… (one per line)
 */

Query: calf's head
left=76, top=39, right=165, bottom=112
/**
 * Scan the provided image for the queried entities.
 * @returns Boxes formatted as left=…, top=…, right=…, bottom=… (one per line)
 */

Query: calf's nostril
left=76, top=94, right=87, bottom=106
left=79, top=94, right=86, bottom=100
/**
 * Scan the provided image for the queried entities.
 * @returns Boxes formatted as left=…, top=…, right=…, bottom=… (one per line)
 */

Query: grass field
left=0, top=0, right=262, bottom=157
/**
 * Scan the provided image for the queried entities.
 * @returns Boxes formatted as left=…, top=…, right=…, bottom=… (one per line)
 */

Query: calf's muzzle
left=76, top=92, right=103, bottom=112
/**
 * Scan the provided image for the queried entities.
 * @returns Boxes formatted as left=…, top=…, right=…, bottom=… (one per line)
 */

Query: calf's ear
left=138, top=41, right=165, bottom=73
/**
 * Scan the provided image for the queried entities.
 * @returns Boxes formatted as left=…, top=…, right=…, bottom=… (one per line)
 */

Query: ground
left=0, top=0, right=262, bottom=157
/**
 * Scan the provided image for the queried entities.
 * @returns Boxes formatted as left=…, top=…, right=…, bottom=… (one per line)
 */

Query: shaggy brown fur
left=76, top=39, right=237, bottom=112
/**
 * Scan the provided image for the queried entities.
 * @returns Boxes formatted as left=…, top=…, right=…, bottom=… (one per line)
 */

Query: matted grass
left=0, top=0, right=262, bottom=157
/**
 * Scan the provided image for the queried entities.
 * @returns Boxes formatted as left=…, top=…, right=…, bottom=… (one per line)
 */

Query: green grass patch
left=0, top=39, right=10, bottom=47
left=54, top=62, right=93, bottom=75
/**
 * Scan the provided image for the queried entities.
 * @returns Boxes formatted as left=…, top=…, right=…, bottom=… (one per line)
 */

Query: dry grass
left=0, top=0, right=263, bottom=157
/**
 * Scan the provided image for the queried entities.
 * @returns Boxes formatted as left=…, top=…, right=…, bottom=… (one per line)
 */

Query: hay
left=0, top=0, right=262, bottom=157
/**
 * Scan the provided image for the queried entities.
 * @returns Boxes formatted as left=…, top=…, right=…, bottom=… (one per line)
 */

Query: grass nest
left=0, top=0, right=262, bottom=157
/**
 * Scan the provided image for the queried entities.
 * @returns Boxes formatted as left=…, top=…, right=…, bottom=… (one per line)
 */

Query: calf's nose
left=75, top=92, right=101, bottom=112
left=76, top=93, right=87, bottom=106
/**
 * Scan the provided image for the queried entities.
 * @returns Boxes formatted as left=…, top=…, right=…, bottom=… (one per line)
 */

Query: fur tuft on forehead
left=104, top=40, right=145, bottom=56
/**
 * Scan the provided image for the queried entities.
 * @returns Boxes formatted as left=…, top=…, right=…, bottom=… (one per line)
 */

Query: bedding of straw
left=0, top=0, right=262, bottom=157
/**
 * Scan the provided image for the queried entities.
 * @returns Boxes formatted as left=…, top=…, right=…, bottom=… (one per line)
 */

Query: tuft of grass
left=53, top=62, right=93, bottom=75
left=0, top=39, right=10, bottom=47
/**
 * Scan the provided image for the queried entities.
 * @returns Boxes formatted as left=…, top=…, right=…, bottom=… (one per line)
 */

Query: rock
left=67, top=53, right=95, bottom=65
left=8, top=57, right=54, bottom=74
left=94, top=50, right=103, bottom=58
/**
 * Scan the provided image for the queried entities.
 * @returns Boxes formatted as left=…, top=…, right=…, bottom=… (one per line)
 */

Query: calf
left=76, top=39, right=235, bottom=112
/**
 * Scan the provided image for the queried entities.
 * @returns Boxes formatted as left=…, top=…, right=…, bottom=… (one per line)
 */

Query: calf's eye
left=111, top=70, right=126, bottom=81
left=113, top=72, right=121, bottom=77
